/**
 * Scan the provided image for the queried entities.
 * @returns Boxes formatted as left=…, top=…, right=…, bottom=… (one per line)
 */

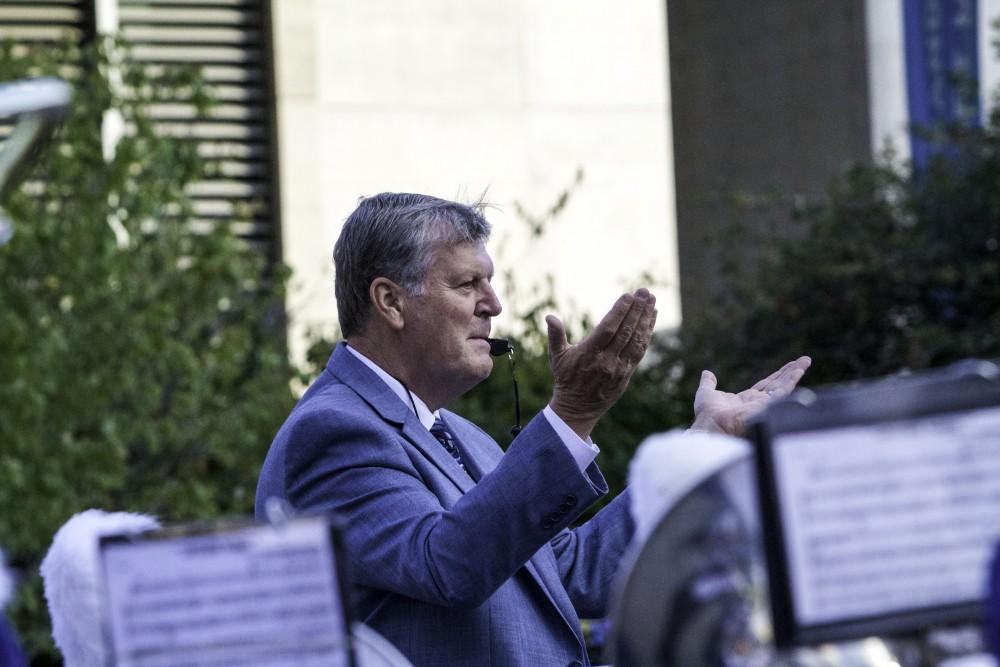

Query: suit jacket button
left=563, top=494, right=578, bottom=506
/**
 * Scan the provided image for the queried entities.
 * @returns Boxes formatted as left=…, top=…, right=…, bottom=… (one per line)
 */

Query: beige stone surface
left=271, top=0, right=679, bottom=361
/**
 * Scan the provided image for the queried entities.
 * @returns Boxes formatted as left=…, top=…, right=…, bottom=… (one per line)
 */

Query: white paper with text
left=102, top=517, right=350, bottom=667
left=773, top=405, right=1000, bottom=625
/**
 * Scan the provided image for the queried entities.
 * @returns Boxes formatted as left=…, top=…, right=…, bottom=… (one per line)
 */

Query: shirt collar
left=345, top=344, right=438, bottom=430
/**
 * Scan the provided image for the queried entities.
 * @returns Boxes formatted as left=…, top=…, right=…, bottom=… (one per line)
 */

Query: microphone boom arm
left=487, top=338, right=523, bottom=437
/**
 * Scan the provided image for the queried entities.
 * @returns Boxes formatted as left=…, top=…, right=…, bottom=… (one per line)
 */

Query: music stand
left=752, top=360, right=1000, bottom=647
left=98, top=514, right=357, bottom=667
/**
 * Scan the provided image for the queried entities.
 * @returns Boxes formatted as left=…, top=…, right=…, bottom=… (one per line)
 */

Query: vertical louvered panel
left=119, top=0, right=280, bottom=257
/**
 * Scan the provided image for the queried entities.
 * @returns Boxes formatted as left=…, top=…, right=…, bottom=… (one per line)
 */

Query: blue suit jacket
left=0, top=616, right=26, bottom=667
left=256, top=343, right=634, bottom=667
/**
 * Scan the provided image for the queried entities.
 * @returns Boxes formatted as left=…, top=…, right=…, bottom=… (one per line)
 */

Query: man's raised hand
left=690, top=356, right=812, bottom=436
left=546, top=289, right=658, bottom=440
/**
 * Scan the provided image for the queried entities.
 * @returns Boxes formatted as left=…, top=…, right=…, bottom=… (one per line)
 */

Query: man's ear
left=369, top=277, right=408, bottom=330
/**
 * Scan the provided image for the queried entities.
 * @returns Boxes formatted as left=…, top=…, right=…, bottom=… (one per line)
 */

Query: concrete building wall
left=667, top=0, right=873, bottom=315
left=866, top=0, right=908, bottom=157
left=981, top=0, right=1000, bottom=112
left=272, top=0, right=679, bottom=359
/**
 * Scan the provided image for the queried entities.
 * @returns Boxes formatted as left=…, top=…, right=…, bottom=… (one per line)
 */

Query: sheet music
left=773, top=405, right=1000, bottom=625
left=102, top=517, right=351, bottom=667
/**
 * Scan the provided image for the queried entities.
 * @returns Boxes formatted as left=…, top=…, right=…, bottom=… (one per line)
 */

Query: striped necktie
left=430, top=417, right=467, bottom=472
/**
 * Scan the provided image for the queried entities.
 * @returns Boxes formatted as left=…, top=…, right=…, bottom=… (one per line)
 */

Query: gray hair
left=334, top=192, right=492, bottom=337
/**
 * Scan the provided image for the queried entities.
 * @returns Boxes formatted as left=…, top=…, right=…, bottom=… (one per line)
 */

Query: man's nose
left=478, top=283, right=502, bottom=317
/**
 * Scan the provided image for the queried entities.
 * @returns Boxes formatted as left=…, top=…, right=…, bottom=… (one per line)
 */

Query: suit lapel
left=328, top=344, right=474, bottom=493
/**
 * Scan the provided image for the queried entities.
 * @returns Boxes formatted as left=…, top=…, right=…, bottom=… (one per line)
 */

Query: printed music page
left=772, top=405, right=1000, bottom=626
left=102, top=517, right=351, bottom=667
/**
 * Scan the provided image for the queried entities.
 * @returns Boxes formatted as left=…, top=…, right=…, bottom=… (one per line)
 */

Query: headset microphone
left=487, top=338, right=512, bottom=357
left=487, top=338, right=522, bottom=437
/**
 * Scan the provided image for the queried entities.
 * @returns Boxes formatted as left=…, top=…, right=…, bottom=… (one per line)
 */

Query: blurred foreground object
left=610, top=429, right=771, bottom=666
left=610, top=426, right=990, bottom=666
left=98, top=513, right=355, bottom=666
left=41, top=509, right=414, bottom=667
left=0, top=77, right=70, bottom=245
left=41, top=509, right=160, bottom=667
left=0, top=550, right=27, bottom=667
left=987, top=542, right=1000, bottom=663
left=753, top=359, right=1000, bottom=648
left=352, top=623, right=415, bottom=667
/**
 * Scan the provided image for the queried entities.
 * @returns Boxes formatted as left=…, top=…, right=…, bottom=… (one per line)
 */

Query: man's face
left=403, top=241, right=502, bottom=405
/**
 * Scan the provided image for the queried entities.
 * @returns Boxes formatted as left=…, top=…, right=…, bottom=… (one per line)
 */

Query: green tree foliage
left=0, top=38, right=295, bottom=662
left=673, top=123, right=1000, bottom=396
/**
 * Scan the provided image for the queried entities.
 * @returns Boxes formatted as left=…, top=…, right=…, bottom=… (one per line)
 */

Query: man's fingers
left=545, top=314, right=568, bottom=357
left=771, top=356, right=811, bottom=393
left=750, top=356, right=810, bottom=391
left=752, top=356, right=812, bottom=395
left=635, top=304, right=658, bottom=350
left=621, top=299, right=657, bottom=361
left=588, top=292, right=637, bottom=349
left=607, top=290, right=649, bottom=355
left=769, top=364, right=809, bottom=396
left=749, top=360, right=794, bottom=391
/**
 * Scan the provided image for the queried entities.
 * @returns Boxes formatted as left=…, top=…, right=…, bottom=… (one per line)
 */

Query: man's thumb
left=698, top=370, right=717, bottom=391
left=545, top=315, right=567, bottom=355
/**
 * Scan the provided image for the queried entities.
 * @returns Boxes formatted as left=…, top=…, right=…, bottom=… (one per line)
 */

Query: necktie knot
left=430, top=418, right=467, bottom=472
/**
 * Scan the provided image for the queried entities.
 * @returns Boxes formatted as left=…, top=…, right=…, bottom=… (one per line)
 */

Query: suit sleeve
left=283, top=405, right=610, bottom=609
left=549, top=488, right=635, bottom=618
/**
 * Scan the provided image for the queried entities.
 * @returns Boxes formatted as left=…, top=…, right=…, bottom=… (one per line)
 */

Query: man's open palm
left=691, top=356, right=811, bottom=436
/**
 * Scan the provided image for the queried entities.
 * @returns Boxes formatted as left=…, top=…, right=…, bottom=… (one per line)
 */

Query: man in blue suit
left=256, top=193, right=810, bottom=666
